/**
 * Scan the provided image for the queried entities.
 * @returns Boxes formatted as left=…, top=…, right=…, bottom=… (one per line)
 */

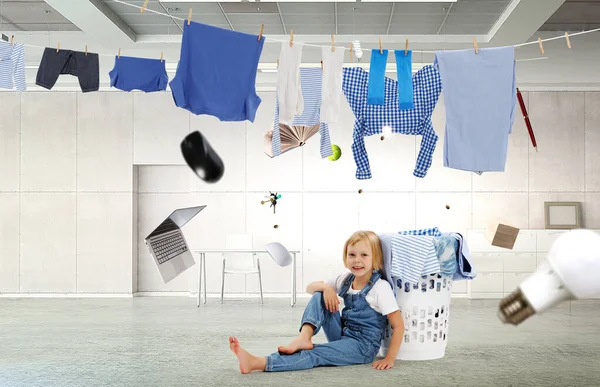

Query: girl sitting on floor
left=229, top=230, right=404, bottom=373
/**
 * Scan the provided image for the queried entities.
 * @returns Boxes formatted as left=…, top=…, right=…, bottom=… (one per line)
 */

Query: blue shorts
left=109, top=56, right=168, bottom=92
left=169, top=21, right=264, bottom=122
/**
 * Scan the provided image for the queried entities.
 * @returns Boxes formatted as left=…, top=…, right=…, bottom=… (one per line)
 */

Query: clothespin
left=350, top=42, right=354, bottom=60
left=10, top=35, right=14, bottom=46
left=538, top=37, right=544, bottom=55
left=56, top=42, right=60, bottom=53
left=277, top=59, right=279, bottom=67
left=379, top=38, right=383, bottom=54
left=405, top=38, right=408, bottom=55
left=565, top=32, right=572, bottom=49
left=118, top=48, right=121, bottom=58
left=473, top=37, right=479, bottom=54
left=258, top=24, right=264, bottom=41
left=289, top=29, right=294, bottom=47
left=160, top=52, right=163, bottom=62
left=331, top=34, right=335, bottom=52
left=141, top=0, right=149, bottom=13
left=188, top=8, right=192, bottom=26
left=85, top=45, right=88, bottom=56
left=321, top=60, right=323, bottom=70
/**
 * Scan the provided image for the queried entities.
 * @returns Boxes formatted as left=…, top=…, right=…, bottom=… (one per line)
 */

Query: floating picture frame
left=544, top=201, right=582, bottom=229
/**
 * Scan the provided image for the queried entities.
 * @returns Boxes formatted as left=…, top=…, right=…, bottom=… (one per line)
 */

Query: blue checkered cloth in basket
left=398, top=227, right=442, bottom=237
left=342, top=65, right=442, bottom=179
left=272, top=67, right=333, bottom=159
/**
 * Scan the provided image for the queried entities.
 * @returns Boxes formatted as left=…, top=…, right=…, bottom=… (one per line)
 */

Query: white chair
left=221, top=233, right=263, bottom=303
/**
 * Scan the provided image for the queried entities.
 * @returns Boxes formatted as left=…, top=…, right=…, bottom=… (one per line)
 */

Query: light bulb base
left=498, top=287, right=536, bottom=325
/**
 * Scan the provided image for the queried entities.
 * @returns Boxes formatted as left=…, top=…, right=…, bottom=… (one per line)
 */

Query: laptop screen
left=168, top=205, right=206, bottom=228
left=146, top=205, right=206, bottom=239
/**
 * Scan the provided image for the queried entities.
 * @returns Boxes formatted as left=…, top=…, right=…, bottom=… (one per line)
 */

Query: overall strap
left=360, top=271, right=382, bottom=294
left=339, top=273, right=355, bottom=297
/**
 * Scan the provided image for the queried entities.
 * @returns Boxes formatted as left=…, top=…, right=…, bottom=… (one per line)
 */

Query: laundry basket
left=379, top=274, right=453, bottom=361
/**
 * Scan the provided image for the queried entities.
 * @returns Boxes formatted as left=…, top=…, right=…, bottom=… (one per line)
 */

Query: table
left=191, top=249, right=301, bottom=307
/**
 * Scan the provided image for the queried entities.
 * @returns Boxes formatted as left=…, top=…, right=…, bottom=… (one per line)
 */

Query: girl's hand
left=372, top=358, right=395, bottom=370
left=322, top=286, right=340, bottom=313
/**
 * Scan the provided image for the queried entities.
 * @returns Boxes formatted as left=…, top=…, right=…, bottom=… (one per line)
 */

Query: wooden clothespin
left=258, top=24, right=264, bottom=41
left=118, top=48, right=121, bottom=58
left=188, top=8, right=193, bottom=26
left=331, top=34, right=335, bottom=52
left=565, top=32, right=572, bottom=49
left=85, top=45, right=88, bottom=56
left=405, top=38, right=408, bottom=56
left=56, top=42, right=60, bottom=53
left=350, top=42, right=354, bottom=61
left=141, top=0, right=149, bottom=13
left=473, top=37, right=479, bottom=54
left=538, top=37, right=544, bottom=54
left=379, top=38, right=383, bottom=54
left=10, top=35, right=14, bottom=45
left=160, top=52, right=163, bottom=62
left=289, top=29, right=294, bottom=47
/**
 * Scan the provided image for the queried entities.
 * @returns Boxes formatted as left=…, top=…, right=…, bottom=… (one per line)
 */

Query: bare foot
left=229, top=336, right=257, bottom=374
left=277, top=334, right=314, bottom=355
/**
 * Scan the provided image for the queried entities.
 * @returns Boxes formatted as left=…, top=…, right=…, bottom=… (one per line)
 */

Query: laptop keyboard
left=153, top=233, right=188, bottom=264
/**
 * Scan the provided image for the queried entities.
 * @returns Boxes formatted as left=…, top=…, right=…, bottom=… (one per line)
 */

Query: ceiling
left=101, top=0, right=511, bottom=36
left=0, top=0, right=78, bottom=31
left=540, top=0, right=600, bottom=32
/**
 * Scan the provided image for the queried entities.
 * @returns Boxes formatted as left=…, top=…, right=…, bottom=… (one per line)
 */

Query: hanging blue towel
left=367, top=49, right=388, bottom=105
left=169, top=21, right=264, bottom=122
left=390, top=234, right=440, bottom=284
left=433, top=47, right=516, bottom=173
left=395, top=50, right=414, bottom=110
left=109, top=56, right=168, bottom=93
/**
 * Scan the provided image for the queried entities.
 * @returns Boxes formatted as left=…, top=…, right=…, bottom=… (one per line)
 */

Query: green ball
left=328, top=144, right=342, bottom=161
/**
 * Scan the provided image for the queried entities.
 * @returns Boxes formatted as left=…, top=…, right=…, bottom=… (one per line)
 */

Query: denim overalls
left=265, top=271, right=389, bottom=372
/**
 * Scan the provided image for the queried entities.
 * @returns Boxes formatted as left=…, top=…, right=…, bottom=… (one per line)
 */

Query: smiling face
left=345, top=240, right=374, bottom=278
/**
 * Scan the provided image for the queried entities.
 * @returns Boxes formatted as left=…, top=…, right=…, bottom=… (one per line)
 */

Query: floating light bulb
left=498, top=229, right=600, bottom=325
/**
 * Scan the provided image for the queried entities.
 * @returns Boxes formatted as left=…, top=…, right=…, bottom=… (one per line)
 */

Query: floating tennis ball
left=328, top=144, right=342, bottom=161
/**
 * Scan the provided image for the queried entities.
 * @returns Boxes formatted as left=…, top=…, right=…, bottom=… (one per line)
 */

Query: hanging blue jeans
left=265, top=272, right=387, bottom=372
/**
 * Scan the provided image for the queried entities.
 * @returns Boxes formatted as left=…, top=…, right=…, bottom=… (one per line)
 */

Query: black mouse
left=180, top=131, right=225, bottom=184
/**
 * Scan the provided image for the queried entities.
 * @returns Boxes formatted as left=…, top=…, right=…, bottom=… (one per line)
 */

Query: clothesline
left=111, top=0, right=600, bottom=53
left=5, top=0, right=600, bottom=62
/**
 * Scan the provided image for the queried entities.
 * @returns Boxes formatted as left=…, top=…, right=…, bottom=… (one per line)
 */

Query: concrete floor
left=1, top=297, right=600, bottom=387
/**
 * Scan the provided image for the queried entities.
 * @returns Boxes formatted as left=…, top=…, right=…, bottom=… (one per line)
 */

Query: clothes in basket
left=390, top=235, right=440, bottom=284
left=452, top=233, right=476, bottom=280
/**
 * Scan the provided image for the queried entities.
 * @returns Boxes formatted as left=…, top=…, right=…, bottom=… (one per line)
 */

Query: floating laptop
left=145, top=205, right=206, bottom=283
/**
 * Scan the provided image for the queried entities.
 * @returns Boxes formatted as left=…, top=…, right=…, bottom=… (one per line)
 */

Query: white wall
left=1, top=90, right=600, bottom=298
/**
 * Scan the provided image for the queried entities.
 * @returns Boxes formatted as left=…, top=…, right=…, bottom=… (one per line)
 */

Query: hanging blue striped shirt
left=390, top=234, right=440, bottom=284
left=0, top=41, right=26, bottom=91
left=272, top=67, right=333, bottom=158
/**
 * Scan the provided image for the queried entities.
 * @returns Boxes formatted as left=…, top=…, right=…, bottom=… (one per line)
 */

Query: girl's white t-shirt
left=325, top=271, right=399, bottom=316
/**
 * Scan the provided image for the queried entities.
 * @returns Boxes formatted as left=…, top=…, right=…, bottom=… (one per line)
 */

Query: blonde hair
left=343, top=230, right=383, bottom=271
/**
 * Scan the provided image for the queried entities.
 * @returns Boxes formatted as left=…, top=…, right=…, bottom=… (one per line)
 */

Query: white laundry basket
left=379, top=274, right=453, bottom=361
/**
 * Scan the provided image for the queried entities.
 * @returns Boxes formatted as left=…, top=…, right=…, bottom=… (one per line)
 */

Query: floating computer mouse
left=181, top=130, right=225, bottom=183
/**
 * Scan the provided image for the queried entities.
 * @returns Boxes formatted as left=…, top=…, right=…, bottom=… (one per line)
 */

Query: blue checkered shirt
left=272, top=67, right=333, bottom=159
left=342, top=65, right=442, bottom=179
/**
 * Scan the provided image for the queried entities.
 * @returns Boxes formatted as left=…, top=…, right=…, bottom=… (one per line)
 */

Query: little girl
left=229, top=230, right=404, bottom=373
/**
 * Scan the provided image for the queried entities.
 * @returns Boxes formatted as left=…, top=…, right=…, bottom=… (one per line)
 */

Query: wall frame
left=544, top=201, right=582, bottom=229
